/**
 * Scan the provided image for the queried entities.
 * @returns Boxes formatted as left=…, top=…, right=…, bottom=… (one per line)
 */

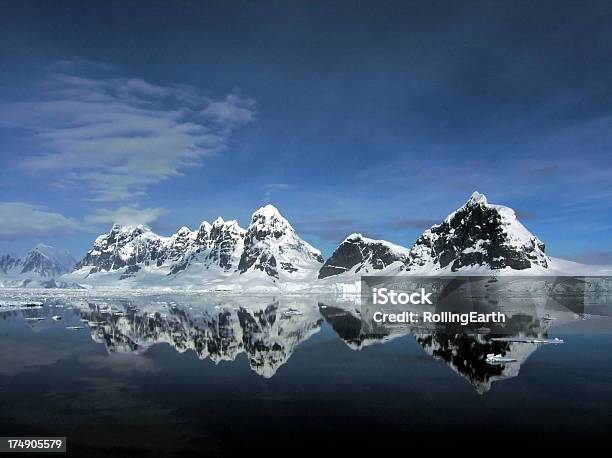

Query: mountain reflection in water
left=2, top=288, right=600, bottom=393
left=1, top=289, right=612, bottom=456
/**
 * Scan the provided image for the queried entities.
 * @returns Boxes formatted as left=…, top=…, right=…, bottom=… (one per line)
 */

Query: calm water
left=0, top=292, right=611, bottom=456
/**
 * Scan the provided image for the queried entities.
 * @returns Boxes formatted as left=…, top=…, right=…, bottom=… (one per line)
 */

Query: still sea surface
left=0, top=290, right=611, bottom=456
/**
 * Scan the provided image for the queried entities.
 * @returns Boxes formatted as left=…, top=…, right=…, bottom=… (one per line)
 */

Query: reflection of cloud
left=0, top=67, right=255, bottom=202
left=0, top=202, right=89, bottom=240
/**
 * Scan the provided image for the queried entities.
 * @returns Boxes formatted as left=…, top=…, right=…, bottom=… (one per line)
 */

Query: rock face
left=75, top=219, right=247, bottom=277
left=75, top=224, right=167, bottom=273
left=205, top=219, right=246, bottom=270
left=238, top=205, right=324, bottom=279
left=75, top=204, right=322, bottom=282
left=405, top=192, right=549, bottom=272
left=168, top=218, right=246, bottom=275
left=318, top=234, right=409, bottom=279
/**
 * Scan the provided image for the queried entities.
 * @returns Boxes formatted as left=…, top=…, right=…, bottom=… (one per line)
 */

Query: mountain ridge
left=67, top=203, right=324, bottom=290
left=3, top=193, right=607, bottom=290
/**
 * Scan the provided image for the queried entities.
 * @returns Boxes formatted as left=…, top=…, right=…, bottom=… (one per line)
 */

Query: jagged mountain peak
left=406, top=192, right=549, bottom=272
left=253, top=203, right=284, bottom=219
left=32, top=242, right=52, bottom=251
left=0, top=243, right=77, bottom=286
left=197, top=221, right=212, bottom=238
left=20, top=243, right=76, bottom=277
left=176, top=226, right=192, bottom=235
left=29, top=243, right=75, bottom=263
left=319, top=233, right=409, bottom=279
left=195, top=218, right=244, bottom=238
left=97, top=224, right=160, bottom=247
left=342, top=233, right=399, bottom=245
left=238, top=204, right=323, bottom=279
left=344, top=233, right=366, bottom=242
left=110, top=223, right=152, bottom=234
left=466, top=190, right=488, bottom=206
left=212, top=217, right=242, bottom=229
left=249, top=204, right=293, bottom=237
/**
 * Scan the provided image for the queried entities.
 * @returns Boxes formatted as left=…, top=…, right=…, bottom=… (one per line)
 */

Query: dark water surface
left=0, top=292, right=611, bottom=456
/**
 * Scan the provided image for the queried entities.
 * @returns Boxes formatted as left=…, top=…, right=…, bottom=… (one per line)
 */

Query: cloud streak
left=263, top=183, right=293, bottom=202
left=0, top=202, right=88, bottom=240
left=0, top=70, right=255, bottom=202
left=85, top=206, right=167, bottom=227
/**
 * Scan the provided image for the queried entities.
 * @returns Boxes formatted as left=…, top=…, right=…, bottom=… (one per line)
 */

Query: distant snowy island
left=1, top=192, right=610, bottom=291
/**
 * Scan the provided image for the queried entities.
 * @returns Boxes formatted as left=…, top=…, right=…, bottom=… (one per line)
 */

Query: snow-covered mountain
left=74, top=224, right=167, bottom=274
left=404, top=191, right=550, bottom=274
left=318, top=233, right=409, bottom=279
left=238, top=205, right=323, bottom=279
left=22, top=244, right=76, bottom=276
left=5, top=192, right=606, bottom=290
left=69, top=204, right=323, bottom=290
left=0, top=244, right=77, bottom=288
left=317, top=192, right=556, bottom=282
left=75, top=218, right=248, bottom=280
left=169, top=218, right=246, bottom=275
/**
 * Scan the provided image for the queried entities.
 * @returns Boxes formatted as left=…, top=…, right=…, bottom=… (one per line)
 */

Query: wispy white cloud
left=0, top=202, right=88, bottom=240
left=0, top=69, right=255, bottom=202
left=85, top=206, right=167, bottom=227
left=263, top=183, right=293, bottom=202
left=202, top=93, right=256, bottom=126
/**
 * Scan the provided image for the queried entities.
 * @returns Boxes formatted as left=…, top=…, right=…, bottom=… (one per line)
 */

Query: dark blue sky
left=1, top=0, right=611, bottom=261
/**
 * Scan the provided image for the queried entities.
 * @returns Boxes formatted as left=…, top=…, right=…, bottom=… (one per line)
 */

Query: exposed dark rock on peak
left=75, top=205, right=322, bottom=282
left=318, top=234, right=409, bottom=279
left=405, top=192, right=549, bottom=272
